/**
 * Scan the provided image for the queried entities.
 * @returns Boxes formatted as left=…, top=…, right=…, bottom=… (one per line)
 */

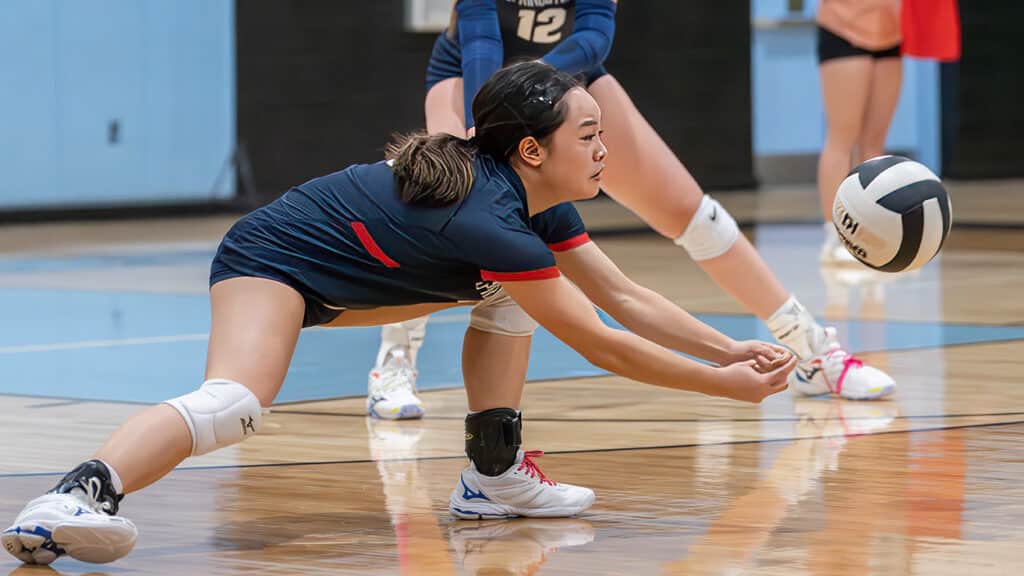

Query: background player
left=816, top=0, right=903, bottom=264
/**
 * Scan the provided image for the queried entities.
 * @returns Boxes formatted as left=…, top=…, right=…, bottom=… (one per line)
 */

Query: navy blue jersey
left=497, top=0, right=578, bottom=60
left=211, top=155, right=589, bottom=319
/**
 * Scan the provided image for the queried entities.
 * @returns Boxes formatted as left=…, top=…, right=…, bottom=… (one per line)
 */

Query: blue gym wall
left=751, top=0, right=941, bottom=173
left=0, top=0, right=235, bottom=210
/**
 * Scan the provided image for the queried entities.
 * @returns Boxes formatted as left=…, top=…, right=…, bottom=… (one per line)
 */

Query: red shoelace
left=827, top=349, right=864, bottom=396
left=517, top=450, right=556, bottom=485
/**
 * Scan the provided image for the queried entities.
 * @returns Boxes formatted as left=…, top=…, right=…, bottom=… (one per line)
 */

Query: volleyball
left=832, top=155, right=952, bottom=272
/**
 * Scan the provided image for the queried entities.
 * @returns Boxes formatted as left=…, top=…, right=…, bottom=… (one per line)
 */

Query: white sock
left=766, top=295, right=826, bottom=361
left=375, top=316, right=429, bottom=367
left=96, top=459, right=124, bottom=495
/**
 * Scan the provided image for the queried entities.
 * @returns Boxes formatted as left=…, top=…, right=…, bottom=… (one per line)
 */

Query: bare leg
left=94, top=277, right=305, bottom=493
left=587, top=75, right=789, bottom=319
left=856, top=57, right=903, bottom=162
left=818, top=56, right=874, bottom=222
left=462, top=328, right=532, bottom=412
left=425, top=76, right=467, bottom=137
left=586, top=75, right=701, bottom=240
left=326, top=302, right=464, bottom=327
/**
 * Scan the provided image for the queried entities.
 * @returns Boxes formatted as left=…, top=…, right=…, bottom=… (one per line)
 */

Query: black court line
left=269, top=409, right=1024, bottom=424
left=2, top=418, right=1022, bottom=479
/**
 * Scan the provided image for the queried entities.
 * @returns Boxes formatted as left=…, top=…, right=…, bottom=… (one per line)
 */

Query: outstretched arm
left=499, top=274, right=793, bottom=403
left=555, top=242, right=792, bottom=367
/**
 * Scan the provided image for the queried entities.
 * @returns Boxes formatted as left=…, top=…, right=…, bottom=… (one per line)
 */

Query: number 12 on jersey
left=516, top=8, right=567, bottom=43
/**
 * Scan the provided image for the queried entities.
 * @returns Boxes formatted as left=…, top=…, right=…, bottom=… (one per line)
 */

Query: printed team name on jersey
left=503, top=0, right=573, bottom=8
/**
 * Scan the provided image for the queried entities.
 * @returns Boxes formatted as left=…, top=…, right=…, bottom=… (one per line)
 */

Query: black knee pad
left=50, top=460, right=123, bottom=515
left=465, top=408, right=521, bottom=476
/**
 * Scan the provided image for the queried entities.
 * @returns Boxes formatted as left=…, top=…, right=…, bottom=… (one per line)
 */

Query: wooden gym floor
left=1, top=182, right=1023, bottom=575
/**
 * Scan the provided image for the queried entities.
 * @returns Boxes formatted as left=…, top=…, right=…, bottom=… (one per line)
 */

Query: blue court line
left=1, top=283, right=1023, bottom=404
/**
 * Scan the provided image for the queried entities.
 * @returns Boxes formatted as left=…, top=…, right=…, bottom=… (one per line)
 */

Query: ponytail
left=386, top=132, right=477, bottom=207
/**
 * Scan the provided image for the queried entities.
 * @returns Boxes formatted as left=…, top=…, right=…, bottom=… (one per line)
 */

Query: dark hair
left=385, top=132, right=475, bottom=207
left=473, top=61, right=580, bottom=159
left=388, top=61, right=579, bottom=207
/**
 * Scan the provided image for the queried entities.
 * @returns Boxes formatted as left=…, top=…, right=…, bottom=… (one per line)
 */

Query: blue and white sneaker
left=4, top=461, right=136, bottom=565
left=449, top=450, right=595, bottom=519
left=366, top=352, right=425, bottom=420
left=3, top=492, right=136, bottom=565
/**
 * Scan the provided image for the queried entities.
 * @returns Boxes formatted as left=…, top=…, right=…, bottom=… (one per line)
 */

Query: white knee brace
left=673, top=195, right=740, bottom=261
left=165, top=379, right=262, bottom=456
left=470, top=288, right=539, bottom=337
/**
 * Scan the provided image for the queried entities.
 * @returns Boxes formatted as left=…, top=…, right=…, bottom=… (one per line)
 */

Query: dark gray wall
left=605, top=1, right=754, bottom=190
left=942, top=2, right=1024, bottom=179
left=236, top=1, right=755, bottom=203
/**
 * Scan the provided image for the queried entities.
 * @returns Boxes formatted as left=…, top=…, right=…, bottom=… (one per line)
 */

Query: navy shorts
left=425, top=32, right=609, bottom=93
left=818, top=25, right=901, bottom=64
left=209, top=220, right=344, bottom=329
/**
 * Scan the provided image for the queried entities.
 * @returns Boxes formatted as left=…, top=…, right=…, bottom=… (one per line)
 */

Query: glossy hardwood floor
left=2, top=185, right=1023, bottom=575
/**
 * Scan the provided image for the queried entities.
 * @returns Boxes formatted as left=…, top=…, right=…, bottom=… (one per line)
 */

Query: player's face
left=542, top=88, right=607, bottom=201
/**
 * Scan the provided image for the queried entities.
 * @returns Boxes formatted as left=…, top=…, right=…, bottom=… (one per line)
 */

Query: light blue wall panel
left=751, top=0, right=942, bottom=173
left=0, top=0, right=234, bottom=209
left=0, top=1, right=60, bottom=204
left=55, top=1, right=148, bottom=204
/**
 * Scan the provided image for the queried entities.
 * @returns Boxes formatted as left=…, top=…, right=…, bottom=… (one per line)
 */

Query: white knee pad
left=470, top=288, right=539, bottom=337
left=164, top=379, right=262, bottom=456
left=673, top=195, right=739, bottom=261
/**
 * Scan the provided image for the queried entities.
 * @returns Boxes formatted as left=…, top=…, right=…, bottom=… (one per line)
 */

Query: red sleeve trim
left=547, top=232, right=591, bottom=252
left=351, top=222, right=400, bottom=268
left=481, top=266, right=561, bottom=282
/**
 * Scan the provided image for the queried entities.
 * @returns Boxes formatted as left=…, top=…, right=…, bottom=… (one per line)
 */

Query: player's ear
left=516, top=136, right=545, bottom=167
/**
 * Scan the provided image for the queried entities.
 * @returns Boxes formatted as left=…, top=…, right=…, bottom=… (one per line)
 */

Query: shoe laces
left=371, top=366, right=417, bottom=395
left=72, top=477, right=116, bottom=514
left=824, top=346, right=864, bottom=396
left=517, top=450, right=555, bottom=486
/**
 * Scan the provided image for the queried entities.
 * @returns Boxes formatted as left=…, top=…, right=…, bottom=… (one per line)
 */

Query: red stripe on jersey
left=547, top=233, right=591, bottom=252
left=481, top=267, right=561, bottom=282
left=351, top=222, right=400, bottom=268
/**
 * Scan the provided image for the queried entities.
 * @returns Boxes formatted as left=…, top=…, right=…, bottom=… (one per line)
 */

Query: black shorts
left=425, top=31, right=608, bottom=94
left=817, top=25, right=901, bottom=64
left=209, top=221, right=344, bottom=329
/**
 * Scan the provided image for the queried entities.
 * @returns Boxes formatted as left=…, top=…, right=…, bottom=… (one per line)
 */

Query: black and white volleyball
left=832, top=155, right=952, bottom=272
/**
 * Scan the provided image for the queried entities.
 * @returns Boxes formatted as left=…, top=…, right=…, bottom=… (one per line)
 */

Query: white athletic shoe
left=366, top=352, right=424, bottom=420
left=789, top=327, right=895, bottom=400
left=3, top=492, right=137, bottom=565
left=450, top=518, right=595, bottom=574
left=449, top=450, right=595, bottom=519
